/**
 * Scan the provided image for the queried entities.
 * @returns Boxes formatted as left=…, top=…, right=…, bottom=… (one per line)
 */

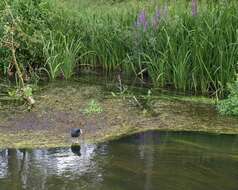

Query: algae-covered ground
left=0, top=78, right=238, bottom=149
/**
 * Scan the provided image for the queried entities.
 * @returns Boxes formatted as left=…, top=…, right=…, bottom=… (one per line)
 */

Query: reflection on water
left=0, top=131, right=238, bottom=190
left=71, top=145, right=81, bottom=156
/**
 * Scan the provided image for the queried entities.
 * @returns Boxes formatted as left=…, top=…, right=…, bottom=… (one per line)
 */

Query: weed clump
left=83, top=99, right=103, bottom=114
left=217, top=76, right=238, bottom=116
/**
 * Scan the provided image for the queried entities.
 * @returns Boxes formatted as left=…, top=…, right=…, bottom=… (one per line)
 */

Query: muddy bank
left=0, top=80, right=238, bottom=149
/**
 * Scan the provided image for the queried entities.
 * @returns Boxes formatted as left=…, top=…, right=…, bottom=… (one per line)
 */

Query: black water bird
left=71, top=128, right=83, bottom=138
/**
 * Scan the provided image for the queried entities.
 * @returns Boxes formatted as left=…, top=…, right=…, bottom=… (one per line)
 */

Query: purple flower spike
left=192, top=0, right=198, bottom=16
left=136, top=10, right=148, bottom=32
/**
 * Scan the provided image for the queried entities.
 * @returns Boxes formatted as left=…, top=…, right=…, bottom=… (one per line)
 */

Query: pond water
left=0, top=131, right=238, bottom=190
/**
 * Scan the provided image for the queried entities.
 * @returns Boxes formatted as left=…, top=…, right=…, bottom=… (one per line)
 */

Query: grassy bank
left=0, top=0, right=238, bottom=97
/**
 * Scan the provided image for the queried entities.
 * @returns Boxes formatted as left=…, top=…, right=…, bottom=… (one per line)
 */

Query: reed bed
left=0, top=0, right=238, bottom=96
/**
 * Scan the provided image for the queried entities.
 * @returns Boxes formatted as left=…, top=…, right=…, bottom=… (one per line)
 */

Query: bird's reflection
left=71, top=144, right=81, bottom=157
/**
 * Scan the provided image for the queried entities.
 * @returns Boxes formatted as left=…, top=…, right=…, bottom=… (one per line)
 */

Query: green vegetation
left=217, top=76, right=238, bottom=116
left=42, top=31, right=83, bottom=80
left=83, top=99, right=103, bottom=114
left=0, top=0, right=238, bottom=103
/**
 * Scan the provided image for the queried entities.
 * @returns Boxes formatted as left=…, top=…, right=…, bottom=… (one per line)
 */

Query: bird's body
left=71, top=128, right=83, bottom=138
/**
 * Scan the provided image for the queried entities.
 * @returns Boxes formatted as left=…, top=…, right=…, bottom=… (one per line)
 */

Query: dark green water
left=0, top=131, right=238, bottom=190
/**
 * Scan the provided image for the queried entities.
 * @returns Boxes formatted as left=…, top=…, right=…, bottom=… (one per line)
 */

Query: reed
left=42, top=32, right=82, bottom=80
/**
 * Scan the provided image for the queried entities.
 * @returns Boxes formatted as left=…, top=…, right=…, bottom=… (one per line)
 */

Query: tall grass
left=0, top=0, right=238, bottom=96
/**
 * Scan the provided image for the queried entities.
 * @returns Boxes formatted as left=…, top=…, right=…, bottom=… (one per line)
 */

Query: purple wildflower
left=192, top=0, right=198, bottom=16
left=136, top=10, right=148, bottom=31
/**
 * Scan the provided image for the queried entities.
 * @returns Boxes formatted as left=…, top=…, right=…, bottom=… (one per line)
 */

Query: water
left=0, top=131, right=238, bottom=190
